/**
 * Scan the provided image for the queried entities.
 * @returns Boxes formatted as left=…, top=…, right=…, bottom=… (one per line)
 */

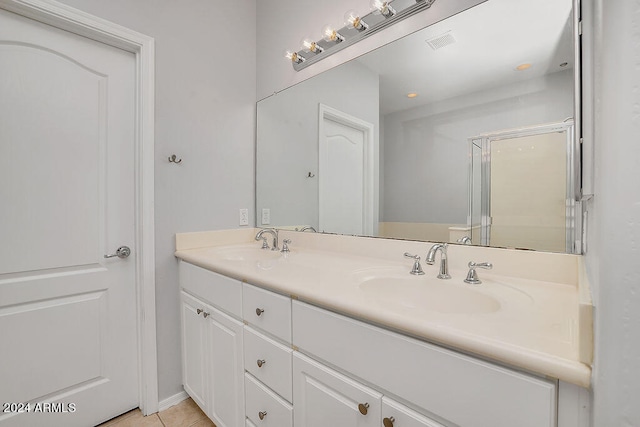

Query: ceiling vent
left=426, top=32, right=456, bottom=50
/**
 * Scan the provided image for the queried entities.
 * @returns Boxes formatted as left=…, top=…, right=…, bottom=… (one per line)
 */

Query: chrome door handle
left=104, top=246, right=131, bottom=259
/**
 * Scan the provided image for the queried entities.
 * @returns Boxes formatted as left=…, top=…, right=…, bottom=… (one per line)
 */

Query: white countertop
left=175, top=228, right=592, bottom=388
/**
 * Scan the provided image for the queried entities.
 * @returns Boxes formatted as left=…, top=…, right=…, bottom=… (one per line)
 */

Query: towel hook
left=168, top=154, right=182, bottom=164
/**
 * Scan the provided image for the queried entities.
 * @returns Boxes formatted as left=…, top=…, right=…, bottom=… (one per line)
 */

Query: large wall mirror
left=256, top=0, right=582, bottom=254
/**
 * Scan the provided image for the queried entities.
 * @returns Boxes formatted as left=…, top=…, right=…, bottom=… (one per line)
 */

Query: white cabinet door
left=381, top=397, right=446, bottom=427
left=181, top=290, right=244, bottom=427
left=181, top=292, right=209, bottom=412
left=206, top=307, right=245, bottom=427
left=293, top=353, right=381, bottom=427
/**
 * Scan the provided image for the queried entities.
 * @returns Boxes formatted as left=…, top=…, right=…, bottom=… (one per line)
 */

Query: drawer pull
left=257, top=359, right=266, bottom=368
left=256, top=308, right=265, bottom=316
left=258, top=411, right=267, bottom=420
left=383, top=416, right=396, bottom=427
left=358, top=402, right=370, bottom=415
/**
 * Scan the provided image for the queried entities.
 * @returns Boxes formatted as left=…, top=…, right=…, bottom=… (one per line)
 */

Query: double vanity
left=175, top=228, right=592, bottom=427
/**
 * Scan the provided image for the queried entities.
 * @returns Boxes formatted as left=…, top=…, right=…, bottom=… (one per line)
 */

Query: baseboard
left=158, top=390, right=189, bottom=412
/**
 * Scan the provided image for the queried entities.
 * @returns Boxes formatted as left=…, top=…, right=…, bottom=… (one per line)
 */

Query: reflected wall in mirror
left=256, top=0, right=580, bottom=253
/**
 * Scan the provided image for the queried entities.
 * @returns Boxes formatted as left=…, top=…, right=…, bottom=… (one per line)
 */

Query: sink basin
left=215, top=245, right=281, bottom=262
left=212, top=245, right=283, bottom=271
left=356, top=270, right=501, bottom=314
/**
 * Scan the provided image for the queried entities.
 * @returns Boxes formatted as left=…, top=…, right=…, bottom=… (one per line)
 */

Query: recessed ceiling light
left=407, top=93, right=418, bottom=98
left=515, top=63, right=532, bottom=71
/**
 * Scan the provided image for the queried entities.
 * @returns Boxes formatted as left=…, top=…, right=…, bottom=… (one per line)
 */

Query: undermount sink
left=354, top=268, right=502, bottom=315
left=215, top=245, right=281, bottom=262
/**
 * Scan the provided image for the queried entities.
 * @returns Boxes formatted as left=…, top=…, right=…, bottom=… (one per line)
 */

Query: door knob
left=258, top=411, right=267, bottom=420
left=257, top=359, right=266, bottom=368
left=256, top=308, right=264, bottom=316
left=104, top=246, right=131, bottom=259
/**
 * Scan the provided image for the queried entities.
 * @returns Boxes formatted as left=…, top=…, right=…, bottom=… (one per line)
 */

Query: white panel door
left=319, top=117, right=367, bottom=235
left=0, top=8, right=138, bottom=427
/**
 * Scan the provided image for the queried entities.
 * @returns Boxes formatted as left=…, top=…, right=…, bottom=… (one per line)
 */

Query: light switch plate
left=261, top=208, right=270, bottom=225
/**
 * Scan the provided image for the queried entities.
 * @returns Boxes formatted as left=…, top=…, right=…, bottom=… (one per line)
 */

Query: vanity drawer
left=292, top=301, right=557, bottom=427
left=179, top=261, right=242, bottom=318
left=243, top=283, right=292, bottom=342
left=245, top=373, right=293, bottom=427
left=244, top=326, right=293, bottom=402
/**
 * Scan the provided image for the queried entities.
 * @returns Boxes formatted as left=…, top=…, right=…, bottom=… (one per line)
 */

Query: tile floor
left=98, top=398, right=215, bottom=427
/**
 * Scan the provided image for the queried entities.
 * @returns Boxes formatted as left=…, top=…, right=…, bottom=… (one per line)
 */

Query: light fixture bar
left=290, top=0, right=436, bottom=71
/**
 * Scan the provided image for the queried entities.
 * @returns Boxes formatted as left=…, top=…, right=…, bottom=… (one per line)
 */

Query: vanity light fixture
left=285, top=0, right=437, bottom=71
left=321, top=24, right=345, bottom=43
left=344, top=10, right=369, bottom=31
left=301, top=37, right=324, bottom=54
left=285, top=50, right=305, bottom=64
left=407, top=92, right=418, bottom=98
left=370, top=0, right=396, bottom=17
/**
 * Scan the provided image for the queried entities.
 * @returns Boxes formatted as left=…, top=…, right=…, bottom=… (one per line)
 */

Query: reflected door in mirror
left=319, top=106, right=375, bottom=235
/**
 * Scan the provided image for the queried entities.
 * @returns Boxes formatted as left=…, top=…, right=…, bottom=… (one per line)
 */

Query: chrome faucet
left=299, top=226, right=317, bottom=232
left=426, top=243, right=451, bottom=279
left=255, top=228, right=279, bottom=251
left=457, top=236, right=471, bottom=245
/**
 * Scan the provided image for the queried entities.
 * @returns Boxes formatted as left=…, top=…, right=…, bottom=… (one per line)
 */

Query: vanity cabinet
left=381, top=397, right=446, bottom=427
left=180, top=292, right=208, bottom=411
left=179, top=262, right=245, bottom=427
left=293, top=352, right=382, bottom=427
left=292, top=300, right=557, bottom=427
left=179, top=261, right=585, bottom=427
left=242, top=282, right=294, bottom=426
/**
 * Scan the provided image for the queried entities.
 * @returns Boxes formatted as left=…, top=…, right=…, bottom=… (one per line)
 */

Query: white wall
left=586, top=0, right=640, bottom=424
left=382, top=70, right=573, bottom=224
left=256, top=60, right=379, bottom=230
left=55, top=0, right=257, bottom=402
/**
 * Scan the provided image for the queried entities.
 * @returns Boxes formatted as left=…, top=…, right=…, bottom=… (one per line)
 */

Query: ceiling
left=356, top=0, right=574, bottom=115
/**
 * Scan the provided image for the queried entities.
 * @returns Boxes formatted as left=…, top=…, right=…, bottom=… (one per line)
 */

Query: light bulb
left=370, top=0, right=395, bottom=16
left=344, top=10, right=368, bottom=30
left=321, top=24, right=345, bottom=43
left=301, top=37, right=324, bottom=54
left=284, top=50, right=305, bottom=64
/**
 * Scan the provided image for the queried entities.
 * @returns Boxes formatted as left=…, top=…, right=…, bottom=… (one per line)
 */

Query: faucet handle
left=258, top=236, right=269, bottom=250
left=457, top=236, right=472, bottom=245
left=281, top=239, right=291, bottom=253
left=403, top=253, right=425, bottom=275
left=464, top=262, right=493, bottom=285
